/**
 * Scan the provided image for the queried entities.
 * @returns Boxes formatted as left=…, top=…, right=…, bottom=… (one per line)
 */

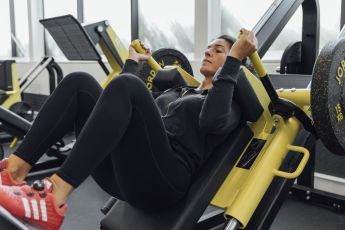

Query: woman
left=0, top=29, right=256, bottom=230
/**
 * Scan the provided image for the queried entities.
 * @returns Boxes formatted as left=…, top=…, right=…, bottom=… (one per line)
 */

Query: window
left=13, top=0, right=29, bottom=58
left=43, top=0, right=78, bottom=58
left=263, top=7, right=302, bottom=60
left=221, top=0, right=302, bottom=61
left=0, top=0, right=11, bottom=58
left=319, top=0, right=341, bottom=49
left=43, top=0, right=78, bottom=19
left=138, top=0, right=194, bottom=56
left=221, top=0, right=275, bottom=36
left=84, top=0, right=131, bottom=47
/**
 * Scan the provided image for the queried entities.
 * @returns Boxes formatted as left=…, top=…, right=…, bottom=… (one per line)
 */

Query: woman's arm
left=199, top=56, right=242, bottom=134
left=121, top=42, right=152, bottom=75
left=121, top=59, right=140, bottom=75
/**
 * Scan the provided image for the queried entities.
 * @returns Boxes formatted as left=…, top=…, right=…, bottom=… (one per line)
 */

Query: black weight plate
left=311, top=38, right=345, bottom=155
left=138, top=48, right=193, bottom=91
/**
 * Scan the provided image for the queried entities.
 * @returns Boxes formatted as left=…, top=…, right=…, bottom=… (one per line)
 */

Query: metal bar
left=77, top=0, right=84, bottom=23
left=46, top=64, right=56, bottom=94
left=98, top=60, right=110, bottom=76
left=52, top=60, right=64, bottom=84
left=20, top=57, right=53, bottom=92
left=224, top=218, right=240, bottom=230
left=295, top=131, right=316, bottom=187
left=341, top=0, right=345, bottom=29
left=300, top=0, right=320, bottom=74
left=254, top=0, right=303, bottom=57
left=19, top=57, right=49, bottom=87
left=131, top=0, right=139, bottom=40
left=9, top=0, right=17, bottom=57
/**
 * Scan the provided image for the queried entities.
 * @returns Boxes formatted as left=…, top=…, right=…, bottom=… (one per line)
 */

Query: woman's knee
left=62, top=72, right=98, bottom=86
left=105, top=73, right=146, bottom=94
left=57, top=72, right=101, bottom=94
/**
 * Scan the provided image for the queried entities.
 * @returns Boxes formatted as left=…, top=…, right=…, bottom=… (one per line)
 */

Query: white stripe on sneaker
left=21, top=198, right=31, bottom=218
left=39, top=200, right=48, bottom=222
left=31, top=199, right=39, bottom=220
left=0, top=175, right=2, bottom=185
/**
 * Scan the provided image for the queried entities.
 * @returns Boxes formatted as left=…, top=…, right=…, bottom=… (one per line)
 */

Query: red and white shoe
left=0, top=158, right=26, bottom=186
left=0, top=178, right=67, bottom=230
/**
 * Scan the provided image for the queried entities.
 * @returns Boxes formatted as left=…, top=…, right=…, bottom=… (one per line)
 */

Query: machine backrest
left=153, top=68, right=187, bottom=91
left=100, top=124, right=253, bottom=230
left=235, top=68, right=263, bottom=122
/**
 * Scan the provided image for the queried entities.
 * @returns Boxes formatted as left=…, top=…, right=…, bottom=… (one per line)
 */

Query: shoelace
left=13, top=180, right=47, bottom=198
left=32, top=180, right=46, bottom=191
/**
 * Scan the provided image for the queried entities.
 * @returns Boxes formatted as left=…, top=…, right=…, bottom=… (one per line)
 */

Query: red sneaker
left=0, top=158, right=26, bottom=186
left=0, top=178, right=67, bottom=230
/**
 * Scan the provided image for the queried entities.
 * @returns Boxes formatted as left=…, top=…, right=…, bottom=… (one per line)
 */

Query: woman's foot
left=0, top=158, right=26, bottom=186
left=0, top=178, right=67, bottom=230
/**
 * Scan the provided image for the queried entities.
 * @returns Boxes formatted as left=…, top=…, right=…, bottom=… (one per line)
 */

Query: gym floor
left=3, top=142, right=345, bottom=230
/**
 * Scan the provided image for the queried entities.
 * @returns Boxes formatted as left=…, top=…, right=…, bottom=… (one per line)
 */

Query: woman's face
left=199, top=39, right=232, bottom=77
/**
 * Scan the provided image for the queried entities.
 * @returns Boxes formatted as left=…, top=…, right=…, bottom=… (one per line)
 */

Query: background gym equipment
left=0, top=57, right=63, bottom=143
left=0, top=57, right=64, bottom=157
left=40, top=15, right=197, bottom=91
left=278, top=41, right=302, bottom=74
left=0, top=57, right=71, bottom=177
left=0, top=57, right=62, bottom=119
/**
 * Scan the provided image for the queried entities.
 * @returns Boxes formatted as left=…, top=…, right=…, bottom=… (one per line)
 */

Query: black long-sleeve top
left=121, top=57, right=241, bottom=174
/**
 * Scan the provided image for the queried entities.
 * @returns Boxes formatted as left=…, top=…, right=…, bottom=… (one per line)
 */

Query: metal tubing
left=224, top=218, right=239, bottom=230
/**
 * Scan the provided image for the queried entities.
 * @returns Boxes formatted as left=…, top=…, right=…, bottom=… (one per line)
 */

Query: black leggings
left=15, top=72, right=191, bottom=209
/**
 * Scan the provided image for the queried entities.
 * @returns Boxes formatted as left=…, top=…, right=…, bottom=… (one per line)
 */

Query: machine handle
left=10, top=138, right=18, bottom=149
left=0, top=90, right=17, bottom=95
left=249, top=52, right=267, bottom=78
left=272, top=144, right=310, bottom=179
left=131, top=39, right=162, bottom=72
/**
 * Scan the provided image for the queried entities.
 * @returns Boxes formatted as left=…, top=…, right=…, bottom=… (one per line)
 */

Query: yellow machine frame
left=211, top=68, right=310, bottom=228
left=97, top=27, right=200, bottom=89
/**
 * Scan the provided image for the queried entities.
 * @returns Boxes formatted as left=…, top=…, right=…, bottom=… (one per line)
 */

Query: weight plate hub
left=311, top=38, right=345, bottom=155
left=139, top=48, right=193, bottom=91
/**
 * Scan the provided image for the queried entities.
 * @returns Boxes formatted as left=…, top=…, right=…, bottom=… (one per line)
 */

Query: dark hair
left=217, top=35, right=237, bottom=47
left=217, top=34, right=249, bottom=67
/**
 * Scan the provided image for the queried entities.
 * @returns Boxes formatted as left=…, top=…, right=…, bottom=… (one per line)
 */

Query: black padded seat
left=153, top=68, right=187, bottom=91
left=0, top=106, right=31, bottom=138
left=100, top=124, right=253, bottom=230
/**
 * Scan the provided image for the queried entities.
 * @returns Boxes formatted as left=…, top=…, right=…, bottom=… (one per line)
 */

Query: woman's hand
left=128, top=41, right=152, bottom=63
left=229, top=28, right=257, bottom=61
